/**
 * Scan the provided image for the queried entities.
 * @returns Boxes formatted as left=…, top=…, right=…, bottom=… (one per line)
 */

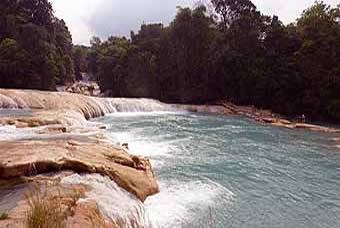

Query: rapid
left=84, top=110, right=340, bottom=228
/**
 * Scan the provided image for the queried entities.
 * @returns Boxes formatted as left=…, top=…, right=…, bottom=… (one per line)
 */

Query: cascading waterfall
left=95, top=112, right=340, bottom=228
left=0, top=92, right=229, bottom=228
left=2, top=95, right=340, bottom=228
left=1, top=90, right=340, bottom=228
left=103, top=98, right=176, bottom=113
left=0, top=97, right=227, bottom=228
left=0, top=94, right=28, bottom=109
left=61, top=174, right=153, bottom=228
left=0, top=91, right=179, bottom=115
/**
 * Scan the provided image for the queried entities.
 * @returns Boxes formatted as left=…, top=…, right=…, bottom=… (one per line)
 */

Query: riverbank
left=211, top=100, right=340, bottom=133
left=96, top=111, right=340, bottom=227
left=0, top=89, right=339, bottom=227
left=0, top=89, right=160, bottom=227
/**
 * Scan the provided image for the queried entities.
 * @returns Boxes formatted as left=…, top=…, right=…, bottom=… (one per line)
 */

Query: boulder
left=0, top=137, right=158, bottom=202
left=0, top=175, right=115, bottom=228
left=0, top=89, right=160, bottom=203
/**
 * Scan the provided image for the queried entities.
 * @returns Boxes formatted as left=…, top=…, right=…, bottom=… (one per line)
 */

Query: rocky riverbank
left=0, top=89, right=160, bottom=227
left=0, top=89, right=339, bottom=227
left=213, top=100, right=340, bottom=133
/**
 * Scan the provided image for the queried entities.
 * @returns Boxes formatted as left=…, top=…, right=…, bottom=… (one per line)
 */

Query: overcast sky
left=50, top=0, right=339, bottom=45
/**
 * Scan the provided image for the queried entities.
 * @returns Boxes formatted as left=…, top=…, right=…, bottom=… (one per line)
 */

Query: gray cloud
left=88, top=0, right=339, bottom=41
left=254, top=0, right=339, bottom=24
left=88, top=0, right=194, bottom=39
left=51, top=0, right=339, bottom=44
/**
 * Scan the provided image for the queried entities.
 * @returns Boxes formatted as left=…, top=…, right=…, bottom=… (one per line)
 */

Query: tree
left=0, top=38, right=29, bottom=88
left=211, top=0, right=256, bottom=30
left=295, top=1, right=340, bottom=120
left=63, top=55, right=74, bottom=77
left=0, top=0, right=75, bottom=89
left=73, top=45, right=89, bottom=80
left=159, top=6, right=216, bottom=103
left=20, top=0, right=54, bottom=26
left=89, top=36, right=131, bottom=94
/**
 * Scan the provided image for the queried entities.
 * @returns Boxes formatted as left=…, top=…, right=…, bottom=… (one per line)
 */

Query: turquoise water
left=98, top=112, right=340, bottom=228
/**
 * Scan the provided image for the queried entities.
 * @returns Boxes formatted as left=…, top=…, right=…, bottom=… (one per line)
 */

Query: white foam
left=104, top=133, right=169, bottom=168
left=105, top=111, right=188, bottom=117
left=0, top=125, right=36, bottom=141
left=106, top=128, right=175, bottom=157
left=61, top=174, right=152, bottom=228
left=104, top=98, right=177, bottom=114
left=145, top=179, right=234, bottom=228
left=129, top=140, right=174, bottom=157
left=61, top=174, right=234, bottom=228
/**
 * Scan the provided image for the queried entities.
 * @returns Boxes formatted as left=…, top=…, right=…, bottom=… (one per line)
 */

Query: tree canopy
left=87, top=0, right=340, bottom=122
left=0, top=0, right=74, bottom=90
left=1, top=0, right=339, bottom=122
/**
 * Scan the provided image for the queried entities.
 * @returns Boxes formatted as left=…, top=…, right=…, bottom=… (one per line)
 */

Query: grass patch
left=0, top=212, right=9, bottom=220
left=24, top=184, right=116, bottom=228
left=70, top=188, right=85, bottom=208
left=25, top=191, right=66, bottom=228
left=87, top=204, right=118, bottom=228
left=0, top=177, right=27, bottom=188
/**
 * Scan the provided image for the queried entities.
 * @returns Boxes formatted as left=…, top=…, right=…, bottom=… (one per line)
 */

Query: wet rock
left=122, top=143, right=129, bottom=150
left=262, top=118, right=276, bottom=123
left=0, top=110, right=87, bottom=128
left=0, top=89, right=160, bottom=228
left=36, top=125, right=69, bottom=134
left=0, top=138, right=158, bottom=202
left=295, top=123, right=340, bottom=133
left=0, top=89, right=160, bottom=202
left=64, top=82, right=101, bottom=97
left=280, top=120, right=292, bottom=125
left=66, top=201, right=116, bottom=228
left=271, top=122, right=295, bottom=129
left=0, top=175, right=115, bottom=228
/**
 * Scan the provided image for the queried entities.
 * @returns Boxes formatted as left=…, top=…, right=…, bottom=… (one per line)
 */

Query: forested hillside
left=0, top=0, right=339, bottom=122
left=0, top=0, right=73, bottom=90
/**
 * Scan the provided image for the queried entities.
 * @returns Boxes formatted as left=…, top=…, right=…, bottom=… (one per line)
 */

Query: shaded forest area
left=1, top=0, right=340, bottom=122
left=0, top=0, right=73, bottom=90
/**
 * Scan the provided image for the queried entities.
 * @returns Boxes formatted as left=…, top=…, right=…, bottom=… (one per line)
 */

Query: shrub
left=0, top=212, right=9, bottom=220
left=25, top=191, right=66, bottom=228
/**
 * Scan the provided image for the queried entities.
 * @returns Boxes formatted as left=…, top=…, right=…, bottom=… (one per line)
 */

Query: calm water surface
left=98, top=112, right=340, bottom=228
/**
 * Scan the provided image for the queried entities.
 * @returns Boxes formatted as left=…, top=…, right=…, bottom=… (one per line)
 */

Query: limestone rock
left=0, top=89, right=160, bottom=203
left=0, top=138, right=158, bottom=202
left=295, top=123, right=340, bottom=133
left=64, top=81, right=101, bottom=97
left=0, top=176, right=115, bottom=228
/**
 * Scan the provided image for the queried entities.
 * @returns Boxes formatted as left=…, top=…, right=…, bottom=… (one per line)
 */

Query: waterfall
left=0, top=94, right=28, bottom=109
left=0, top=90, right=178, bottom=116
left=61, top=174, right=153, bottom=228
left=103, top=98, right=176, bottom=113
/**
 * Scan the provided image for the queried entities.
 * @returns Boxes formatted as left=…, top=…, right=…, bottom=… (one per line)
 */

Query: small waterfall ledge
left=1, top=89, right=338, bottom=228
left=0, top=89, right=165, bottom=227
left=0, top=89, right=162, bottom=199
left=0, top=89, right=177, bottom=120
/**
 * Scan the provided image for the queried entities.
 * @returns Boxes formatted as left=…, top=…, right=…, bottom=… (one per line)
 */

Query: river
left=89, top=111, right=340, bottom=228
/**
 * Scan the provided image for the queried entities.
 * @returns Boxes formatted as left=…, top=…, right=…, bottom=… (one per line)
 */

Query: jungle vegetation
left=1, top=0, right=339, bottom=121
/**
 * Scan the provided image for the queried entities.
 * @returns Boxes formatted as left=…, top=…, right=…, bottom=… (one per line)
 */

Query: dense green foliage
left=0, top=0, right=74, bottom=90
left=0, top=0, right=339, bottom=122
left=89, top=0, right=340, bottom=122
left=73, top=45, right=89, bottom=80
